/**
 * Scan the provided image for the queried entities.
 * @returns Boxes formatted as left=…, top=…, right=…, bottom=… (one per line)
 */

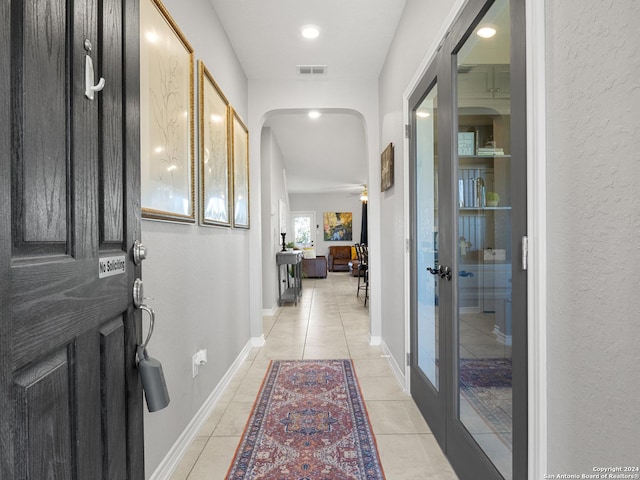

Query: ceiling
left=209, top=0, right=408, bottom=194
left=264, top=110, right=367, bottom=194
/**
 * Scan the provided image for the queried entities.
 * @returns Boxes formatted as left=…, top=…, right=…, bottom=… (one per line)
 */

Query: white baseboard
left=493, top=326, right=512, bottom=346
left=379, top=339, right=407, bottom=392
left=460, top=306, right=482, bottom=314
left=251, top=334, right=266, bottom=347
left=369, top=335, right=381, bottom=346
left=148, top=340, right=254, bottom=480
left=262, top=304, right=278, bottom=316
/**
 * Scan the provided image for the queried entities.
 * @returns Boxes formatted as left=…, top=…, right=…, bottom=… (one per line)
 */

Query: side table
left=276, top=251, right=303, bottom=306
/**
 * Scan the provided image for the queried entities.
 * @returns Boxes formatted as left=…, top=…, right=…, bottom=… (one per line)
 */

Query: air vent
left=296, top=65, right=328, bottom=76
left=457, top=64, right=474, bottom=74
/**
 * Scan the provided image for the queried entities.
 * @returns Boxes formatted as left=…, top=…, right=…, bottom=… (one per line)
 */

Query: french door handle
left=441, top=266, right=452, bottom=281
left=427, top=265, right=443, bottom=275
left=427, top=265, right=452, bottom=281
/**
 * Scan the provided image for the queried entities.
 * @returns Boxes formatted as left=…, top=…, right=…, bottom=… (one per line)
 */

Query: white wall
left=378, top=0, right=459, bottom=372
left=545, top=0, right=640, bottom=470
left=139, top=0, right=249, bottom=476
left=289, top=193, right=365, bottom=257
left=261, top=128, right=290, bottom=313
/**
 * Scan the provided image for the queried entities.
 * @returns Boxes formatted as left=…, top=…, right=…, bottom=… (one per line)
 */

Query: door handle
left=132, top=278, right=170, bottom=412
left=133, top=240, right=148, bottom=265
left=441, top=266, right=452, bottom=281
left=133, top=279, right=155, bottom=344
left=427, top=265, right=443, bottom=275
left=427, top=265, right=452, bottom=281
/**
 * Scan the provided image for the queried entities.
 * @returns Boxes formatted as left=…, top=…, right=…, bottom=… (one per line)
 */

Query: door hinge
left=406, top=352, right=411, bottom=367
left=522, top=236, right=529, bottom=271
left=406, top=238, right=410, bottom=253
left=405, top=124, right=410, bottom=139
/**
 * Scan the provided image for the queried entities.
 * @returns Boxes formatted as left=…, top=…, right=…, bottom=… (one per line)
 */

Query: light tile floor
left=169, top=272, right=458, bottom=480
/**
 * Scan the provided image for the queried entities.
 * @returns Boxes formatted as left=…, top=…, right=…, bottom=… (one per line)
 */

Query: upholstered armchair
left=328, top=246, right=352, bottom=272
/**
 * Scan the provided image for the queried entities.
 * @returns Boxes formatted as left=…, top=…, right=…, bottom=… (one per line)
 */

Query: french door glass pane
left=416, top=85, right=439, bottom=389
left=456, top=0, right=513, bottom=477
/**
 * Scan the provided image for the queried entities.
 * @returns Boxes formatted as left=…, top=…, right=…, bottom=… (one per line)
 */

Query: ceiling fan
left=346, top=185, right=368, bottom=202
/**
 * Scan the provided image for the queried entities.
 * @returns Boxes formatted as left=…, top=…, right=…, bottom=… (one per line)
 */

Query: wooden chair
left=355, top=244, right=369, bottom=306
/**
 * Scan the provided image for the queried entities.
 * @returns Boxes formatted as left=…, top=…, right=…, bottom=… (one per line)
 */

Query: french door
left=409, top=0, right=527, bottom=478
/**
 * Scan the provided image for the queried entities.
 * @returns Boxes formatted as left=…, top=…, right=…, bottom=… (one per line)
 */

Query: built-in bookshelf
left=457, top=114, right=512, bottom=262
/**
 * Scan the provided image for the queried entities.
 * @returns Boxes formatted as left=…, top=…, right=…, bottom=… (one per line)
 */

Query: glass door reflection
left=416, top=86, right=440, bottom=390
left=456, top=0, right=513, bottom=477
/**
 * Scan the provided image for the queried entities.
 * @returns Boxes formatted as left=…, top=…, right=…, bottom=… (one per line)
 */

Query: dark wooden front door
left=1, top=1, right=144, bottom=478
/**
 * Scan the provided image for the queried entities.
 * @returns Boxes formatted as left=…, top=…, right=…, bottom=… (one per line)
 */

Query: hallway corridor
left=169, top=272, right=458, bottom=479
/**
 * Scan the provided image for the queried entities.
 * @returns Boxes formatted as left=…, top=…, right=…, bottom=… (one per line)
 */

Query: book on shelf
left=477, top=147, right=504, bottom=156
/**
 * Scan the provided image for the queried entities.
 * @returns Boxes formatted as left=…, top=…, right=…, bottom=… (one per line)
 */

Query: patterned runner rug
left=459, top=358, right=513, bottom=449
left=226, top=359, right=385, bottom=479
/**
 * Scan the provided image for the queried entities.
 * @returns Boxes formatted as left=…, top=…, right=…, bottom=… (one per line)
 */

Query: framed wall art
left=323, top=212, right=353, bottom=241
left=140, top=0, right=195, bottom=222
left=381, top=142, right=394, bottom=192
left=231, top=109, right=249, bottom=229
left=198, top=60, right=230, bottom=226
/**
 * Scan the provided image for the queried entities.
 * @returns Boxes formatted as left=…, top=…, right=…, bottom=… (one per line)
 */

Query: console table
left=276, top=251, right=303, bottom=306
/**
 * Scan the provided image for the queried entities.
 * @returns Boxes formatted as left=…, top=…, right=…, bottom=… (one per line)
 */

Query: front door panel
left=1, top=1, right=143, bottom=478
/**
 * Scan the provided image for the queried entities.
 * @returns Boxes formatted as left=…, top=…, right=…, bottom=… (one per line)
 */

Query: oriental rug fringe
left=226, top=359, right=385, bottom=480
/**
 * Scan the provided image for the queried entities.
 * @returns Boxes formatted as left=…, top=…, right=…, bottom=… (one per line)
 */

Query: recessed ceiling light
left=301, top=25, right=320, bottom=39
left=308, top=111, right=321, bottom=119
left=477, top=26, right=497, bottom=38
left=416, top=111, right=431, bottom=118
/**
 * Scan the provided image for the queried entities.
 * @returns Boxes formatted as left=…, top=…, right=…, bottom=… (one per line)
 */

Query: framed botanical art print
left=140, top=0, right=195, bottom=222
left=198, top=60, right=230, bottom=227
left=231, top=109, right=249, bottom=229
left=381, top=142, right=394, bottom=192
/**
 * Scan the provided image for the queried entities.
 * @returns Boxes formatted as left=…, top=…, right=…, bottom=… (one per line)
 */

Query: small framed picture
left=381, top=142, right=394, bottom=192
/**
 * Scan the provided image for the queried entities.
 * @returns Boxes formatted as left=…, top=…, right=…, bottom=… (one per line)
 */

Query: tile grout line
left=183, top=436, right=215, bottom=480
left=301, top=279, right=315, bottom=359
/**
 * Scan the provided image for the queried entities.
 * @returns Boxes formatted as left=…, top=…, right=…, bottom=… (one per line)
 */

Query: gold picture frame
left=231, top=109, right=249, bottom=229
left=140, top=0, right=195, bottom=222
left=198, top=61, right=231, bottom=227
left=381, top=142, right=394, bottom=192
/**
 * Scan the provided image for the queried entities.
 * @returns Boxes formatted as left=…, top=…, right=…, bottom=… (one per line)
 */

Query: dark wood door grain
left=1, top=1, right=143, bottom=478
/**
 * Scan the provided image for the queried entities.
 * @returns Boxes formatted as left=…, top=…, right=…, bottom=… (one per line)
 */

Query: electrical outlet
left=192, top=349, right=208, bottom=378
